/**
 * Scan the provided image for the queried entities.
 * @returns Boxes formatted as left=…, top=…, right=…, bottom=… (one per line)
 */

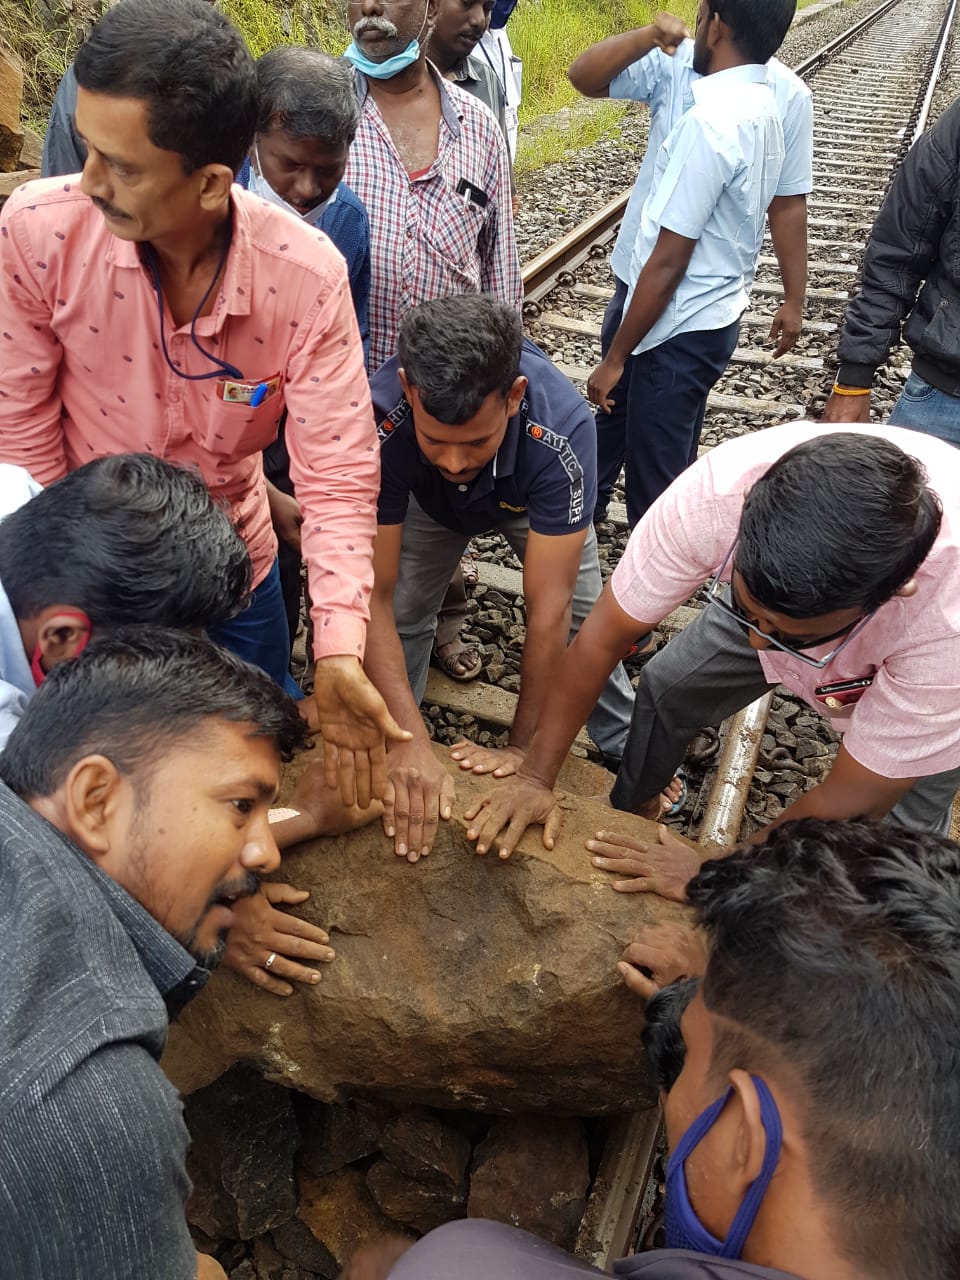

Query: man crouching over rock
left=0, top=628, right=312, bottom=1279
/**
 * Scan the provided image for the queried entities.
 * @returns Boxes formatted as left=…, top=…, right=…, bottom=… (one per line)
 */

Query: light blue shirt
left=0, top=465, right=43, bottom=747
left=623, top=63, right=785, bottom=353
left=609, top=41, right=812, bottom=284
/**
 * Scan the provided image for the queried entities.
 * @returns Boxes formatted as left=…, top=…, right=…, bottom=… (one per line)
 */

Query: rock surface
left=163, top=749, right=697, bottom=1114
left=467, top=1116, right=591, bottom=1249
left=0, top=46, right=24, bottom=173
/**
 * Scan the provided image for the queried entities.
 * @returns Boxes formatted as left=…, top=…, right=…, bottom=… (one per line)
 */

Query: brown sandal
left=432, top=639, right=483, bottom=681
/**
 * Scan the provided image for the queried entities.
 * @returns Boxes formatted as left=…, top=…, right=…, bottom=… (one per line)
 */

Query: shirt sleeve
left=283, top=254, right=379, bottom=662
left=0, top=191, right=69, bottom=484
left=40, top=65, right=86, bottom=179
left=477, top=116, right=523, bottom=310
left=609, top=48, right=669, bottom=104
left=0, top=1044, right=197, bottom=1280
left=777, top=89, right=814, bottom=197
left=641, top=111, right=738, bottom=242
left=611, top=454, right=740, bottom=622
left=525, top=402, right=597, bottom=536
left=349, top=205, right=372, bottom=370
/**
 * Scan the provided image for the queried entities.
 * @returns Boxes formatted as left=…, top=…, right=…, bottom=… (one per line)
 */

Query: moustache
left=207, top=870, right=259, bottom=911
left=91, top=195, right=130, bottom=221
left=353, top=15, right=399, bottom=37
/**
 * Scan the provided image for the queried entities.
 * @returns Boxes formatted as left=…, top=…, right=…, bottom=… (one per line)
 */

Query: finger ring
left=265, top=951, right=278, bottom=970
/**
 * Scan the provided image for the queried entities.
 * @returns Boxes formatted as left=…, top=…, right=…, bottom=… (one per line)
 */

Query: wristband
left=831, top=383, right=871, bottom=397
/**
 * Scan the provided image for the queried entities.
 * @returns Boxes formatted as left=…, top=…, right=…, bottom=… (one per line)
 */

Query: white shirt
left=609, top=42, right=813, bottom=284
left=0, top=465, right=44, bottom=747
left=623, top=63, right=785, bottom=352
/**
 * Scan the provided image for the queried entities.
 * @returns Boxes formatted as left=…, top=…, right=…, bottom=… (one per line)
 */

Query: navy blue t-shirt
left=373, top=339, right=597, bottom=537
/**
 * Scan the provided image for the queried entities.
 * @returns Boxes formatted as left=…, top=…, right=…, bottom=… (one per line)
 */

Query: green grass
left=218, top=0, right=348, bottom=59
left=515, top=100, right=629, bottom=175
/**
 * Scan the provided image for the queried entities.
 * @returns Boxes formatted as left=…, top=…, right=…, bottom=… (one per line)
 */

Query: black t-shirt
left=372, top=338, right=597, bottom=537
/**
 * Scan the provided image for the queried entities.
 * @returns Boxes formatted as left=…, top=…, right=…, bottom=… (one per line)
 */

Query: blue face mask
left=664, top=1076, right=783, bottom=1258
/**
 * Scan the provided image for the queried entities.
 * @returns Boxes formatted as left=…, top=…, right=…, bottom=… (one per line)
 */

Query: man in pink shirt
left=0, top=0, right=408, bottom=808
left=464, top=423, right=960, bottom=889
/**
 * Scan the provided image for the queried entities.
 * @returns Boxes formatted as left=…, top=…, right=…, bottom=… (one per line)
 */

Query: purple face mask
left=664, top=1076, right=783, bottom=1257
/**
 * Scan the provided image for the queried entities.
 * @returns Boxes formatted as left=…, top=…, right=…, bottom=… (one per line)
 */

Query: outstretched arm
left=568, top=13, right=690, bottom=98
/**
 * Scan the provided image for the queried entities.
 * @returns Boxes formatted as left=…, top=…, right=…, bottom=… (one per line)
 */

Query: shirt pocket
left=200, top=387, right=284, bottom=462
left=422, top=195, right=486, bottom=287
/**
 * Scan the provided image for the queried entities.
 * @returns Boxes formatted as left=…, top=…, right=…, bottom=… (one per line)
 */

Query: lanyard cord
left=143, top=217, right=243, bottom=382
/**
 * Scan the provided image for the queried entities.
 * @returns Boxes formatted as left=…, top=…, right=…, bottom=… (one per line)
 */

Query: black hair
left=398, top=294, right=524, bottom=425
left=642, top=977, right=699, bottom=1093
left=256, top=48, right=359, bottom=148
left=734, top=433, right=942, bottom=616
left=687, top=819, right=960, bottom=1280
left=0, top=626, right=310, bottom=798
left=709, top=0, right=795, bottom=62
left=74, top=0, right=258, bottom=174
left=0, top=454, right=251, bottom=628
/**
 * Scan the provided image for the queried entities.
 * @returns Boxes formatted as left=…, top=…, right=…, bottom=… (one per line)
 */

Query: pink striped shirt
left=345, top=66, right=522, bottom=372
left=0, top=178, right=378, bottom=661
left=612, top=422, right=960, bottom=780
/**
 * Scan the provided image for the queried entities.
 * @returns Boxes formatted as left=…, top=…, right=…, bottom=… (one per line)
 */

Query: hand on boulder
left=382, top=741, right=456, bottom=862
left=617, top=921, right=709, bottom=999
left=338, top=1235, right=415, bottom=1280
left=449, top=740, right=525, bottom=776
left=464, top=774, right=563, bottom=859
left=586, top=824, right=699, bottom=902
left=223, top=882, right=335, bottom=996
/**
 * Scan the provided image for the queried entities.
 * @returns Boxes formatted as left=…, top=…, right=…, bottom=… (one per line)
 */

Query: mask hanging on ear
left=663, top=1076, right=783, bottom=1258
left=344, top=0, right=432, bottom=79
left=247, top=146, right=334, bottom=228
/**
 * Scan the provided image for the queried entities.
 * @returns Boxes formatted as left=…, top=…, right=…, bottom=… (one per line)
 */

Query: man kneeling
left=0, top=628, right=309, bottom=1279
left=365, top=293, right=636, bottom=860
left=345, top=817, right=960, bottom=1279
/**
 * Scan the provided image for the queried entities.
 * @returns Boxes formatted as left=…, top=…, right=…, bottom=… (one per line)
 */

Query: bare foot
left=636, top=775, right=685, bottom=821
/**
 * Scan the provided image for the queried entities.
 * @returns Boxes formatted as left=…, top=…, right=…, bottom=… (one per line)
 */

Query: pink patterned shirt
left=345, top=65, right=522, bottom=372
left=0, top=178, right=378, bottom=661
left=612, top=422, right=960, bottom=780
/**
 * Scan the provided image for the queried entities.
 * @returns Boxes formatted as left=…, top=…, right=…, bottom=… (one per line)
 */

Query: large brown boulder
left=0, top=45, right=24, bottom=173
left=162, top=749, right=698, bottom=1115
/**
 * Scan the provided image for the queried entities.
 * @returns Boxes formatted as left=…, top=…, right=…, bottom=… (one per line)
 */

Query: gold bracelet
left=831, top=383, right=871, bottom=397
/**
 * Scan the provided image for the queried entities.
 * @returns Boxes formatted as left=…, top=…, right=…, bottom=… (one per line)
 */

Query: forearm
left=510, top=600, right=575, bottom=751
left=568, top=27, right=658, bottom=97
left=767, top=195, right=807, bottom=308
left=745, top=775, right=909, bottom=844
left=363, top=597, right=432, bottom=748
left=608, top=259, right=687, bottom=362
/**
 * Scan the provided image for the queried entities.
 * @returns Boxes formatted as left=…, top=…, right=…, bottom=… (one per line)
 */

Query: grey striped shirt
left=0, top=781, right=209, bottom=1277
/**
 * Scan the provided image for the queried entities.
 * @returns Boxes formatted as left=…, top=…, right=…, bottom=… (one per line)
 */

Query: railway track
left=419, top=2, right=960, bottom=1259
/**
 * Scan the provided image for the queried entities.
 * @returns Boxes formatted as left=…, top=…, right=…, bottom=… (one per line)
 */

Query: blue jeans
left=595, top=277, right=740, bottom=526
left=888, top=370, right=960, bottom=447
left=207, top=558, right=301, bottom=695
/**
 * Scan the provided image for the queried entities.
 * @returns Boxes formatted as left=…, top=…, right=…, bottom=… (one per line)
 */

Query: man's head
left=642, top=977, right=698, bottom=1095
left=0, top=628, right=309, bottom=966
left=0, top=454, right=251, bottom=680
left=728, top=432, right=941, bottom=654
left=253, top=48, right=359, bottom=214
left=74, top=0, right=257, bottom=242
left=348, top=0, right=438, bottom=69
left=428, top=0, right=494, bottom=69
left=692, top=0, right=795, bottom=74
left=397, top=294, right=527, bottom=484
left=663, top=819, right=960, bottom=1277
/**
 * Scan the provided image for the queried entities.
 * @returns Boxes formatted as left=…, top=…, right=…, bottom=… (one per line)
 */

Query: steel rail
left=912, top=0, right=959, bottom=142
left=521, top=0, right=910, bottom=306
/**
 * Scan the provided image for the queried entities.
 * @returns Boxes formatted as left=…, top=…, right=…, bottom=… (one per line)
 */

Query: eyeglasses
left=705, top=542, right=876, bottom=670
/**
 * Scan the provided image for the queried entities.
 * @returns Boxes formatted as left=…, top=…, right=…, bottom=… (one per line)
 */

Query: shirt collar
left=104, top=191, right=253, bottom=320
left=356, top=62, right=463, bottom=139
left=691, top=62, right=767, bottom=104
left=457, top=404, right=522, bottom=501
left=450, top=56, right=480, bottom=85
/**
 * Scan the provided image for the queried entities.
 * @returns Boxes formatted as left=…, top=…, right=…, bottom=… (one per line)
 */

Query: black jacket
left=837, top=96, right=960, bottom=394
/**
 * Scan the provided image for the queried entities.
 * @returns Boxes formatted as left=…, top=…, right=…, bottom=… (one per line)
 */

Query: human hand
left=338, top=1236, right=415, bottom=1280
left=449, top=740, right=526, bottom=777
left=586, top=824, right=699, bottom=902
left=586, top=356, right=624, bottom=415
left=313, top=657, right=412, bottom=808
left=464, top=774, right=563, bottom=859
left=650, top=11, right=690, bottom=53
left=196, top=1251, right=229, bottom=1280
left=617, top=921, right=708, bottom=999
left=223, top=882, right=335, bottom=996
left=821, top=388, right=871, bottom=423
left=382, top=741, right=456, bottom=862
left=268, top=486, right=303, bottom=552
left=768, top=300, right=802, bottom=358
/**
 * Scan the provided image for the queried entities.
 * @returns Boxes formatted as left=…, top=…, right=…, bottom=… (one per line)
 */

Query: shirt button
left=458, top=484, right=468, bottom=492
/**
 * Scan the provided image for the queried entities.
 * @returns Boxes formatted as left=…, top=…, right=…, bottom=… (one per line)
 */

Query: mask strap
left=723, top=1076, right=783, bottom=1257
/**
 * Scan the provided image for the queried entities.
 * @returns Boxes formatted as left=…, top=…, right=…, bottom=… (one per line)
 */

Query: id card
left=216, top=373, right=281, bottom=404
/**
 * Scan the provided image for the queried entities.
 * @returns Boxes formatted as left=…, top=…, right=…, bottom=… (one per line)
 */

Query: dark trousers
left=263, top=422, right=303, bottom=653
left=595, top=277, right=740, bottom=527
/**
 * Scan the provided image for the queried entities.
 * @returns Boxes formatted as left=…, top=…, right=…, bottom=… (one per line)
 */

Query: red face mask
left=30, top=610, right=92, bottom=686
